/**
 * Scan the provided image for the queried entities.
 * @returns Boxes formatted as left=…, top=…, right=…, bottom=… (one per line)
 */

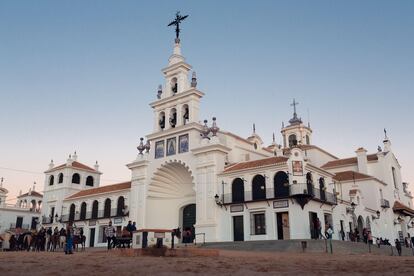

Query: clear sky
left=1, top=1, right=413, bottom=202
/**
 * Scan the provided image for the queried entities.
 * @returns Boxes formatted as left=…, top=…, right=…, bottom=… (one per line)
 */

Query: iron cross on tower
left=291, top=99, right=299, bottom=116
left=168, top=11, right=189, bottom=42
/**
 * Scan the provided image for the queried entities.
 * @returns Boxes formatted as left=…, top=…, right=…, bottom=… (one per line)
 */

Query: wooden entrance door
left=89, top=228, right=95, bottom=247
left=233, top=216, right=244, bottom=241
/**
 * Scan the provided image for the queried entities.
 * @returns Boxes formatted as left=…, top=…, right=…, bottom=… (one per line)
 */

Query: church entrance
left=182, top=204, right=196, bottom=243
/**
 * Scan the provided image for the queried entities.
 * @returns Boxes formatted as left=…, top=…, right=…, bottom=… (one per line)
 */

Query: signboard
left=154, top=232, right=166, bottom=239
left=292, top=161, right=303, bottom=176
left=230, top=205, right=244, bottom=213
left=273, top=200, right=289, bottom=209
left=114, top=217, right=123, bottom=225
left=89, top=220, right=96, bottom=226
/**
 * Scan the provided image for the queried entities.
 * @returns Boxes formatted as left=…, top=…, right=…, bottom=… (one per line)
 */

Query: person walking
left=395, top=239, right=402, bottom=256
left=105, top=220, right=116, bottom=250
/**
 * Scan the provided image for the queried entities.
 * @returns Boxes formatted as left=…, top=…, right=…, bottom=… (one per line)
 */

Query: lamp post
left=372, top=210, right=381, bottom=220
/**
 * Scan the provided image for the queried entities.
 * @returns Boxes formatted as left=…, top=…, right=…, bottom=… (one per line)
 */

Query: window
left=392, top=167, right=398, bottom=189
left=58, top=173, right=64, bottom=184
left=159, top=112, right=166, bottom=130
left=182, top=104, right=189, bottom=125
left=306, top=135, right=310, bottom=145
left=232, top=178, right=245, bottom=203
left=288, top=134, right=297, bottom=147
left=80, top=202, right=87, bottom=220
left=92, top=200, right=99, bottom=219
left=49, top=175, right=54, bottom=186
left=274, top=171, right=289, bottom=198
left=252, top=175, right=266, bottom=200
left=179, top=134, right=189, bottom=153
left=169, top=108, right=177, bottom=128
left=72, top=173, right=80, bottom=184
left=86, top=176, right=94, bottom=187
left=171, top=77, right=178, bottom=94
left=104, top=198, right=111, bottom=218
left=117, top=196, right=125, bottom=216
left=251, top=213, right=266, bottom=235
left=69, top=204, right=76, bottom=222
left=155, top=141, right=165, bottom=159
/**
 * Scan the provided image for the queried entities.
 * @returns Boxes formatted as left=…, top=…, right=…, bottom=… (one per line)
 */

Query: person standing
left=315, top=218, right=322, bottom=239
left=105, top=221, right=116, bottom=250
left=126, top=221, right=133, bottom=237
left=65, top=222, right=74, bottom=255
left=395, top=239, right=402, bottom=256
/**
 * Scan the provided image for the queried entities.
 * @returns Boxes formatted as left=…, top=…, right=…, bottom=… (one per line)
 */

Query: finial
left=253, top=123, right=256, bottom=134
left=191, top=71, right=197, bottom=88
left=210, top=117, right=220, bottom=136
left=282, top=122, right=285, bottom=128
left=144, top=140, right=151, bottom=153
left=157, top=85, right=162, bottom=99
left=289, top=99, right=302, bottom=125
left=272, top=133, right=276, bottom=143
left=384, top=128, right=388, bottom=140
left=33, top=181, right=36, bottom=191
left=0, top=177, right=3, bottom=188
left=200, top=119, right=211, bottom=139
left=377, top=146, right=382, bottom=152
left=137, top=137, right=145, bottom=155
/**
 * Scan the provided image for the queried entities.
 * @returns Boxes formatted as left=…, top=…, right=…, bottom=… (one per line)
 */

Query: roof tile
left=223, top=156, right=288, bottom=173
left=65, top=182, right=131, bottom=200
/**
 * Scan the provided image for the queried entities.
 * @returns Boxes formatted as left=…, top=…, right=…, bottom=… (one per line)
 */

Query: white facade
left=35, top=37, right=414, bottom=247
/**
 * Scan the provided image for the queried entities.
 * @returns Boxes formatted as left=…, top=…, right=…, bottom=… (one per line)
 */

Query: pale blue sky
left=0, top=1, right=413, bottom=200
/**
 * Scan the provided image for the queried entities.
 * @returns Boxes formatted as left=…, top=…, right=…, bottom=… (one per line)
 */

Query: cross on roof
left=291, top=99, right=299, bottom=116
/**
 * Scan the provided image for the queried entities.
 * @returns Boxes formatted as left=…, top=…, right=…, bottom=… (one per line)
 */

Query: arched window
left=274, top=171, right=289, bottom=198
left=391, top=167, right=398, bottom=189
left=159, top=111, right=166, bottom=130
left=72, top=173, right=80, bottom=184
left=31, top=199, right=36, bottom=210
left=92, top=200, right=99, bottom=219
left=306, top=135, right=310, bottom=145
left=252, top=175, right=266, bottom=200
left=288, top=134, right=297, bottom=147
left=49, top=175, right=54, bottom=186
left=171, top=77, right=178, bottom=94
left=86, top=176, right=94, bottom=187
left=182, top=104, right=189, bottom=125
left=104, top=198, right=111, bottom=218
left=306, top=172, right=314, bottom=196
left=232, top=178, right=245, bottom=203
left=69, top=203, right=76, bottom=222
left=58, top=173, right=64, bottom=184
left=169, top=108, right=177, bottom=128
left=117, top=196, right=125, bottom=216
left=80, top=202, right=87, bottom=220
left=319, top=177, right=326, bottom=201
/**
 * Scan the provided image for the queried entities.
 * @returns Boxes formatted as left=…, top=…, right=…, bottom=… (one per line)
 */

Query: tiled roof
left=46, top=161, right=98, bottom=173
left=333, top=171, right=372, bottom=182
left=65, top=182, right=131, bottom=200
left=321, top=154, right=378, bottom=169
left=18, top=191, right=43, bottom=198
left=222, top=156, right=288, bottom=173
left=393, top=201, right=414, bottom=216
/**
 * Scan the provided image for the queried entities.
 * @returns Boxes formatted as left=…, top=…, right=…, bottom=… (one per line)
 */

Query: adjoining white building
left=0, top=179, right=43, bottom=234
left=39, top=34, right=413, bottom=247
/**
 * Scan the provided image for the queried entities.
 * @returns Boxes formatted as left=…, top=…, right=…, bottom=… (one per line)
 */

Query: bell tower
left=151, top=14, right=203, bottom=133
left=281, top=99, right=313, bottom=147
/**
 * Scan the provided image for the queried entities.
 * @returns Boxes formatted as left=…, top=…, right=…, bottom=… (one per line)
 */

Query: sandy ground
left=1, top=249, right=413, bottom=276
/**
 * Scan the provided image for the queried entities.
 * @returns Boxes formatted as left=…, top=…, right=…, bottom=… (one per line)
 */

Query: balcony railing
left=10, top=223, right=30, bottom=230
left=60, top=208, right=128, bottom=223
left=380, top=198, right=390, bottom=208
left=222, top=183, right=337, bottom=205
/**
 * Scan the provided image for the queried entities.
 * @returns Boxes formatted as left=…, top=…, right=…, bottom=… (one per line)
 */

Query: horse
left=73, top=235, right=86, bottom=251
left=49, top=233, right=60, bottom=251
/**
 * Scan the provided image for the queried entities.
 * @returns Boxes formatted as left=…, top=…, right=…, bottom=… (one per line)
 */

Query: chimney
left=355, top=147, right=368, bottom=174
left=72, top=151, right=78, bottom=161
left=48, top=159, right=54, bottom=170
left=94, top=161, right=99, bottom=171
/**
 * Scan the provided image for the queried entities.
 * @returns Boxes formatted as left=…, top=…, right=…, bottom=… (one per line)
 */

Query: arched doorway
left=357, top=216, right=364, bottom=241
left=274, top=171, right=289, bottom=198
left=147, top=161, right=196, bottom=232
left=182, top=204, right=196, bottom=243
left=232, top=178, right=245, bottom=203
left=252, top=175, right=266, bottom=200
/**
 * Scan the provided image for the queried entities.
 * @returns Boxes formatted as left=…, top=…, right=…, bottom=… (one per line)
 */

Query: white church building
left=38, top=33, right=414, bottom=247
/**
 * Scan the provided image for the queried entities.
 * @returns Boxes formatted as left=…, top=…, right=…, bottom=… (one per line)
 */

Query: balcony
left=10, top=223, right=30, bottom=230
left=60, top=208, right=129, bottom=223
left=222, top=183, right=336, bottom=206
left=380, top=198, right=390, bottom=208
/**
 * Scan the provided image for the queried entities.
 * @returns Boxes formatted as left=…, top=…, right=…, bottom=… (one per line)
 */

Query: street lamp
left=372, top=210, right=380, bottom=220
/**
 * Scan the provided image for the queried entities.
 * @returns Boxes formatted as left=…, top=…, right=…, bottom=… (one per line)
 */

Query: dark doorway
left=89, top=228, right=95, bottom=247
left=182, top=204, right=196, bottom=243
left=276, top=212, right=290, bottom=240
left=142, top=232, right=148, bottom=248
left=31, top=217, right=38, bottom=230
left=306, top=172, right=314, bottom=196
left=274, top=171, right=289, bottom=198
left=252, top=175, right=266, bottom=200
left=16, top=217, right=23, bottom=229
left=233, top=216, right=244, bottom=241
left=319, top=178, right=326, bottom=201
left=309, top=212, right=318, bottom=239
left=340, top=220, right=345, bottom=241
